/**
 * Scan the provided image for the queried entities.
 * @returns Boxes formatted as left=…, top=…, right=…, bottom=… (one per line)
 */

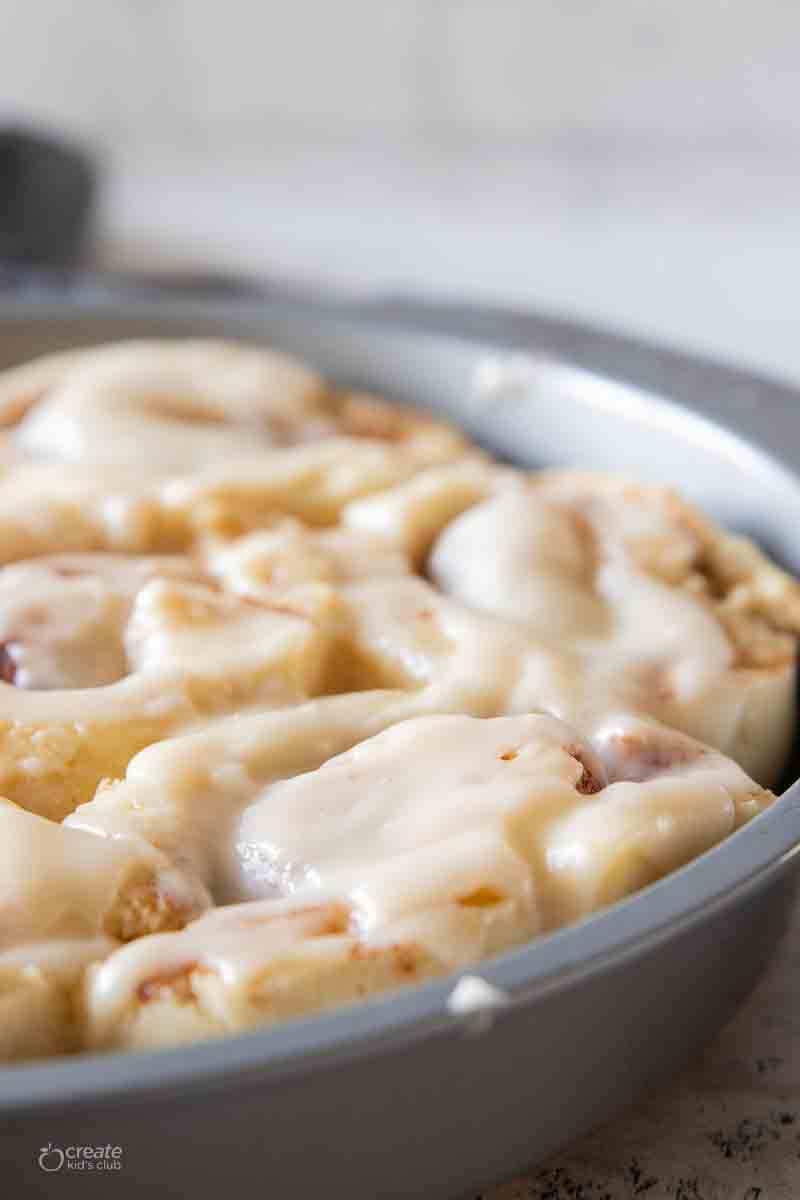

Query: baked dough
left=0, top=797, right=208, bottom=1059
left=0, top=337, right=792, bottom=1061
left=0, top=340, right=476, bottom=556
left=0, top=553, right=336, bottom=818
left=81, top=713, right=770, bottom=1051
left=426, top=473, right=800, bottom=784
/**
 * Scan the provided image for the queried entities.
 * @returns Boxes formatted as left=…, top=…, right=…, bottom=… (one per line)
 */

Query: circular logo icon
left=38, top=1143, right=65, bottom=1172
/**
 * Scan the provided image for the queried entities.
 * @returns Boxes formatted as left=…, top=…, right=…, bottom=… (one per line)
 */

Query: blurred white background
left=2, top=0, right=800, bottom=379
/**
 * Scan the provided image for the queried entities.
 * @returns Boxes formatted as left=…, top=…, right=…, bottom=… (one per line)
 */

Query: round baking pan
left=1, top=289, right=799, bottom=1200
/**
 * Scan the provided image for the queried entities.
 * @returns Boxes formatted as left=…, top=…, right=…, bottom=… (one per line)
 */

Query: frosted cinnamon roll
left=0, top=797, right=208, bottom=1060
left=85, top=899, right=442, bottom=1051
left=81, top=713, right=771, bottom=1051
left=426, top=473, right=800, bottom=784
left=5, top=340, right=327, bottom=471
left=0, top=554, right=333, bottom=818
left=2, top=339, right=470, bottom=477
left=0, top=341, right=475, bottom=559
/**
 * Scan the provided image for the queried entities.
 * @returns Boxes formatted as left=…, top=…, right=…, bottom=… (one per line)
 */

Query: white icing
left=0, top=338, right=789, bottom=1058
left=84, top=712, right=769, bottom=1035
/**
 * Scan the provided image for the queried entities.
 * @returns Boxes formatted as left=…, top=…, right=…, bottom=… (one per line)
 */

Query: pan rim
left=0, top=290, right=798, bottom=1115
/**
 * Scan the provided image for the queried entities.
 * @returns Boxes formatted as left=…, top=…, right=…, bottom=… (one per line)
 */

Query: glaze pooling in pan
left=0, top=338, right=795, bottom=1061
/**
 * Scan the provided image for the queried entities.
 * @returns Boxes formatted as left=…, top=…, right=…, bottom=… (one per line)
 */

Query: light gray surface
left=11, top=3, right=800, bottom=381
left=8, top=1, right=800, bottom=145
left=98, top=141, right=800, bottom=387
left=1, top=294, right=800, bottom=1198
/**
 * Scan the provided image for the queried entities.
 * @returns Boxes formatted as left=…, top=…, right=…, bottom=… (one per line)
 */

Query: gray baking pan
left=1, top=287, right=800, bottom=1199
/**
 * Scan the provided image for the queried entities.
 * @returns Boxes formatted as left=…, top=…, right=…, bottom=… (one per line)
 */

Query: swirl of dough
left=0, top=554, right=202, bottom=689
left=6, top=340, right=470, bottom=476
left=9, top=340, right=329, bottom=473
left=426, top=472, right=800, bottom=784
left=0, top=553, right=336, bottom=818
